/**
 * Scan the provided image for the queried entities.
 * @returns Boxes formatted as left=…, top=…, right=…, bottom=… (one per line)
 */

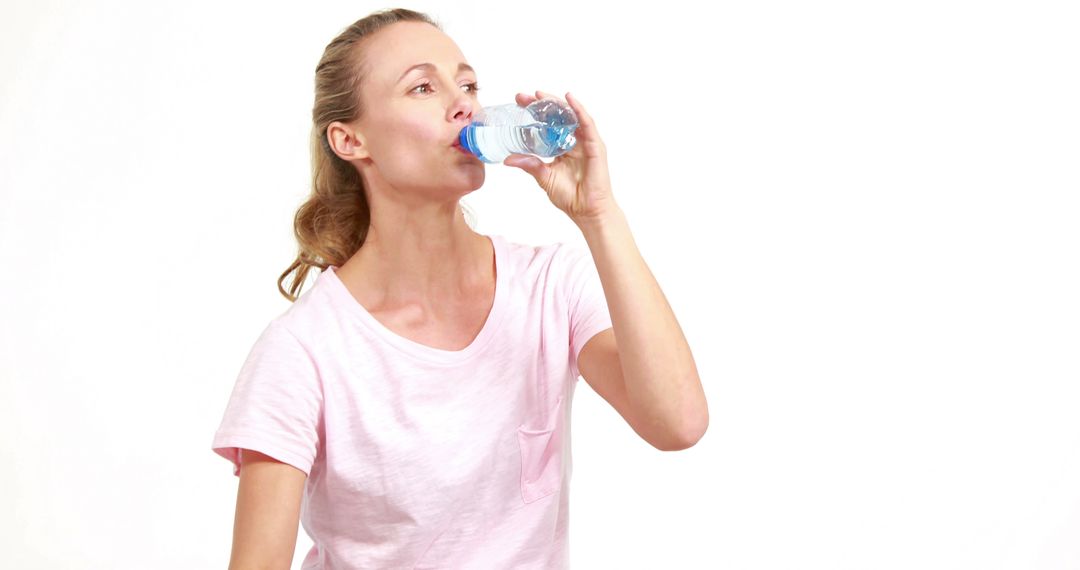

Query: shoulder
left=264, top=268, right=342, bottom=347
left=248, top=317, right=313, bottom=363
left=497, top=234, right=587, bottom=270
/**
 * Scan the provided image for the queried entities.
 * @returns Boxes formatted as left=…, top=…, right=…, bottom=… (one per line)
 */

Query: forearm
left=576, top=205, right=709, bottom=446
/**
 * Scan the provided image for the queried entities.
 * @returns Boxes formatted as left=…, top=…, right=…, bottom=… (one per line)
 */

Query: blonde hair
left=277, top=8, right=476, bottom=302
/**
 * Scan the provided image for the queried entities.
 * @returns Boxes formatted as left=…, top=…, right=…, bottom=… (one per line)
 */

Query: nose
left=448, top=92, right=476, bottom=125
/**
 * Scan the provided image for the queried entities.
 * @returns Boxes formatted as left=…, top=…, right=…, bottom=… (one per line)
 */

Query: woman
left=211, top=8, right=707, bottom=569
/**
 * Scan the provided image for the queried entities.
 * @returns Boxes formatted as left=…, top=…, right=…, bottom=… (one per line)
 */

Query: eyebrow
left=396, top=62, right=476, bottom=84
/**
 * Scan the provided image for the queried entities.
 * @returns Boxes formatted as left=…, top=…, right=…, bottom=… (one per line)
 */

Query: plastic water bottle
left=458, top=99, right=579, bottom=163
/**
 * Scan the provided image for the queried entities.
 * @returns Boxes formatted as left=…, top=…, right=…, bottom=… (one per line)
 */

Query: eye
left=409, top=81, right=481, bottom=95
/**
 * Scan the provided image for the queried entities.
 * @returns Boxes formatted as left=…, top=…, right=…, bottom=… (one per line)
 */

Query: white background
left=2, top=0, right=1078, bottom=568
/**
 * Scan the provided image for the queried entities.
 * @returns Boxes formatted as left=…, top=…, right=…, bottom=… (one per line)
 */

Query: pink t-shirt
left=211, top=234, right=613, bottom=569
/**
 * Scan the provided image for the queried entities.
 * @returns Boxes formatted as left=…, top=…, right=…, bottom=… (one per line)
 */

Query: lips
left=451, top=128, right=479, bottom=158
left=451, top=134, right=471, bottom=155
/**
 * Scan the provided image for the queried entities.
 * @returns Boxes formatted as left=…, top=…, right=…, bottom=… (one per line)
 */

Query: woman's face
left=348, top=21, right=485, bottom=199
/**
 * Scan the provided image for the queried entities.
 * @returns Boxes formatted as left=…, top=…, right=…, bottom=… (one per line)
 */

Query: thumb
left=503, top=154, right=547, bottom=181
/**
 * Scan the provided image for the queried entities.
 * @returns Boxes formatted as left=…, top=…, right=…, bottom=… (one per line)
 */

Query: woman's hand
left=503, top=91, right=618, bottom=227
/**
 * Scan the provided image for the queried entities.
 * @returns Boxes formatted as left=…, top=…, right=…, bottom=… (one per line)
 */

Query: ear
left=327, top=120, right=370, bottom=161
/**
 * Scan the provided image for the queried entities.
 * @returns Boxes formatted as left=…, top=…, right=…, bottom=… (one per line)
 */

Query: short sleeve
left=211, top=320, right=323, bottom=478
left=561, top=243, right=614, bottom=380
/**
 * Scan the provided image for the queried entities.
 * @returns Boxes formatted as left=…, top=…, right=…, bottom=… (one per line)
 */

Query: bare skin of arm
left=228, top=449, right=307, bottom=570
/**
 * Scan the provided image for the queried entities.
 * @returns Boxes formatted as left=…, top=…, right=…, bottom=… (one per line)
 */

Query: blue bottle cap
left=458, top=124, right=495, bottom=163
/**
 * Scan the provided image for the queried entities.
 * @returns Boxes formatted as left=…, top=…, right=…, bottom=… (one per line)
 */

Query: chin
left=457, top=168, right=486, bottom=190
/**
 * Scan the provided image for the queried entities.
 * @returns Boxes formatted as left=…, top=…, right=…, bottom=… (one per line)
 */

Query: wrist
left=574, top=204, right=627, bottom=241
left=573, top=203, right=623, bottom=231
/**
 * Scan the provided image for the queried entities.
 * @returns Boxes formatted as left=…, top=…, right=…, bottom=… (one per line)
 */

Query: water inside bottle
left=470, top=122, right=578, bottom=163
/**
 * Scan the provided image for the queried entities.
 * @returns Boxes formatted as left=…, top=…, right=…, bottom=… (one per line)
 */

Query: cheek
left=403, top=120, right=443, bottom=152
left=378, top=119, right=444, bottom=165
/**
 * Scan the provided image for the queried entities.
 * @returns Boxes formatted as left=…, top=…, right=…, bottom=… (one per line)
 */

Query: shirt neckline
left=319, top=234, right=509, bottom=365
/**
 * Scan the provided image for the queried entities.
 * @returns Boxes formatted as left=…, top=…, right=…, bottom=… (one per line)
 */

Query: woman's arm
left=228, top=449, right=306, bottom=570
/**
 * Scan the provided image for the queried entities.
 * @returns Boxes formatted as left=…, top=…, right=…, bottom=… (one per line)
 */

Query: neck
left=344, top=204, right=492, bottom=308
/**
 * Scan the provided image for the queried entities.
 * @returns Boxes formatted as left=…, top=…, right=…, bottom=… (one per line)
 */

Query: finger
left=565, top=92, right=604, bottom=154
left=515, top=92, right=537, bottom=107
left=503, top=153, right=550, bottom=183
left=536, top=90, right=566, bottom=105
left=564, top=92, right=595, bottom=131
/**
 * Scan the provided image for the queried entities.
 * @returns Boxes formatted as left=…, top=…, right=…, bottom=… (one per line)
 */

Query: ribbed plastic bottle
left=458, top=99, right=579, bottom=163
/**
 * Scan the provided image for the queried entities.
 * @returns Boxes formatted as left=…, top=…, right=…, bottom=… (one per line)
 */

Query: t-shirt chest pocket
left=516, top=394, right=564, bottom=504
